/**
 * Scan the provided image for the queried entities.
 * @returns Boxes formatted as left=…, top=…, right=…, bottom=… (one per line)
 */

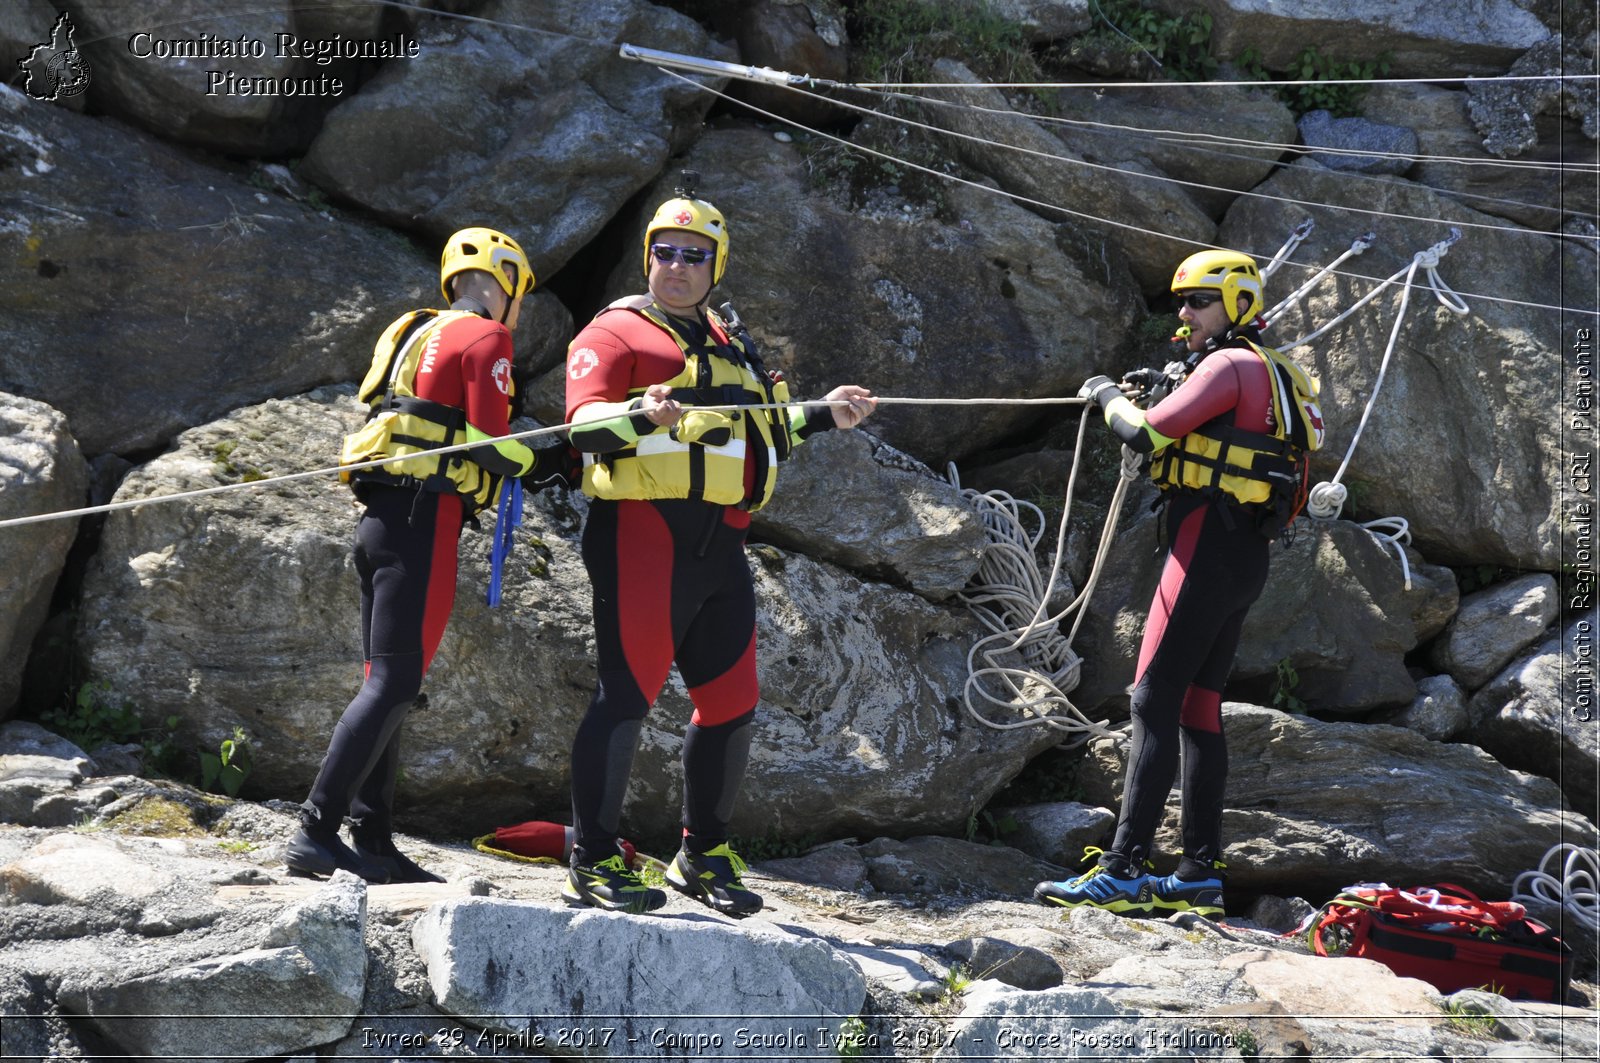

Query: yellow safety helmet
left=1171, top=249, right=1262, bottom=325
left=440, top=227, right=535, bottom=304
left=643, top=173, right=729, bottom=285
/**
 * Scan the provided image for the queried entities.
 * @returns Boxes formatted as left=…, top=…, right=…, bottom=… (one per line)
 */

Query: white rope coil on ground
left=946, top=410, right=1133, bottom=745
left=1512, top=844, right=1600, bottom=933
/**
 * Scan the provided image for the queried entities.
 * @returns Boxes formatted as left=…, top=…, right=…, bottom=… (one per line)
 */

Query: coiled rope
left=1512, top=843, right=1600, bottom=933
left=945, top=409, right=1137, bottom=744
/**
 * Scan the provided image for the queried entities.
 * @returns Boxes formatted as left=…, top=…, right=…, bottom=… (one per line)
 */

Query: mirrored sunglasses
left=1179, top=291, right=1223, bottom=310
left=650, top=243, right=714, bottom=266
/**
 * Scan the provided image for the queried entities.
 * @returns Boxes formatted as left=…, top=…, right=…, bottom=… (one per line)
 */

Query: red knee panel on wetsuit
left=1179, top=685, right=1223, bottom=733
left=688, top=630, right=758, bottom=726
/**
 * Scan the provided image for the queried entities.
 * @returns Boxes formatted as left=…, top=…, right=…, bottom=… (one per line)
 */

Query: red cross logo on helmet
left=1175, top=267, right=1189, bottom=283
left=673, top=210, right=693, bottom=226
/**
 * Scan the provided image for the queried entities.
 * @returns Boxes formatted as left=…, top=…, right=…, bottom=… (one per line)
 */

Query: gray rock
left=934, top=979, right=1225, bottom=1059
left=60, top=873, right=367, bottom=1061
left=1380, top=674, right=1471, bottom=740
left=1164, top=0, right=1551, bottom=78
left=0, top=394, right=86, bottom=718
left=0, top=721, right=90, bottom=826
left=1364, top=82, right=1590, bottom=232
left=858, top=836, right=1066, bottom=898
left=68, top=0, right=380, bottom=155
left=1298, top=109, right=1420, bottom=174
left=726, top=0, right=849, bottom=127
left=1078, top=704, right=1597, bottom=898
left=411, top=897, right=865, bottom=1056
left=300, top=0, right=724, bottom=279
left=998, top=800, right=1115, bottom=867
left=753, top=428, right=985, bottom=600
left=761, top=842, right=870, bottom=891
left=1468, top=35, right=1599, bottom=157
left=943, top=931, right=1065, bottom=989
left=986, top=0, right=1093, bottom=41
left=834, top=943, right=945, bottom=998
left=1245, top=893, right=1317, bottom=933
left=1470, top=619, right=1600, bottom=822
left=1430, top=573, right=1560, bottom=689
left=922, top=57, right=1217, bottom=294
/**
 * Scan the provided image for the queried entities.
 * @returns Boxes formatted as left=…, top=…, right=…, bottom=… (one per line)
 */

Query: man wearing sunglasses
left=559, top=176, right=876, bottom=916
left=1038, top=248, right=1313, bottom=920
left=286, top=228, right=541, bottom=885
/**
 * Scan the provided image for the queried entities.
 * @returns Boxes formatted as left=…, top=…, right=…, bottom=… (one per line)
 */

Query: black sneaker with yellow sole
left=562, top=854, right=666, bottom=913
left=665, top=843, right=763, bottom=917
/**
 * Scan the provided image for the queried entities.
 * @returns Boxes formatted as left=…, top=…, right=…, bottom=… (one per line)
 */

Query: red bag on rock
left=1306, top=883, right=1573, bottom=1003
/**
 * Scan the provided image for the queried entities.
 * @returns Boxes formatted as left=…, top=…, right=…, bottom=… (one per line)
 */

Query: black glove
left=1121, top=367, right=1163, bottom=394
left=1075, top=374, right=1119, bottom=408
left=521, top=441, right=579, bottom=491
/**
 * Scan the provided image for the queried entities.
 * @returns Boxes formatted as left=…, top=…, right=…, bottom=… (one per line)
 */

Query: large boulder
left=568, top=124, right=1145, bottom=467
left=299, top=0, right=725, bottom=279
left=1428, top=573, right=1560, bottom=690
left=1220, top=159, right=1581, bottom=570
left=921, top=58, right=1218, bottom=294
left=1044, top=80, right=1296, bottom=221
left=1363, top=82, right=1590, bottom=232
left=68, top=0, right=392, bottom=155
left=1469, top=619, right=1599, bottom=825
left=74, top=389, right=1062, bottom=841
left=0, top=394, right=86, bottom=718
left=412, top=897, right=865, bottom=1056
left=1156, top=0, right=1551, bottom=78
left=725, top=0, right=849, bottom=127
left=1078, top=704, right=1596, bottom=898
left=0, top=82, right=567, bottom=457
left=1073, top=506, right=1457, bottom=718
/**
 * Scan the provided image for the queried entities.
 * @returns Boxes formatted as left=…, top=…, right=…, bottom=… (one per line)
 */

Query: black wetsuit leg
left=304, top=485, right=462, bottom=830
left=1107, top=493, right=1269, bottom=869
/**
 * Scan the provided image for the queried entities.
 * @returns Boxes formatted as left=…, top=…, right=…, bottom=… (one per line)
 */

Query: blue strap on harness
left=487, top=477, right=523, bottom=607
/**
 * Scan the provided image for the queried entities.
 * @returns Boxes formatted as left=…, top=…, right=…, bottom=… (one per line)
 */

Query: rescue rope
left=1512, top=843, right=1600, bottom=934
left=1287, top=231, right=1470, bottom=589
left=636, top=50, right=1600, bottom=287
left=944, top=411, right=1136, bottom=744
left=0, top=395, right=1089, bottom=532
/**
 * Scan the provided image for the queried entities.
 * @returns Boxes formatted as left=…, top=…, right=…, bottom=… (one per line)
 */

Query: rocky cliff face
left=0, top=0, right=1594, bottom=1051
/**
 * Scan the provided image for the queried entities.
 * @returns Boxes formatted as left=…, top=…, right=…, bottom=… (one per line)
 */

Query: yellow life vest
left=1147, top=340, right=1324, bottom=525
left=340, top=308, right=506, bottom=513
left=581, top=305, right=795, bottom=510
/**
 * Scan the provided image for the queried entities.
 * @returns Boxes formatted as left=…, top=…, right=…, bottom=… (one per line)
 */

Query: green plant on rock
left=1238, top=44, right=1391, bottom=118
left=1272, top=658, right=1307, bottom=714
left=199, top=726, right=254, bottom=798
left=834, top=1016, right=871, bottom=1060
left=1087, top=0, right=1218, bottom=81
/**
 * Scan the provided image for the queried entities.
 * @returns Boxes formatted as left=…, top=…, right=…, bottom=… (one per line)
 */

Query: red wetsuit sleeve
left=565, top=319, right=641, bottom=420
left=428, top=315, right=532, bottom=477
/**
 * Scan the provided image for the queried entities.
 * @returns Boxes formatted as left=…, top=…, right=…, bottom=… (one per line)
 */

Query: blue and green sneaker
left=1033, top=847, right=1154, bottom=914
left=1149, top=860, right=1226, bottom=918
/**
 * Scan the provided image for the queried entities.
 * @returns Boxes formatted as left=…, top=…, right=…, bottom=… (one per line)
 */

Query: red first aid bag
left=1307, top=883, right=1573, bottom=1003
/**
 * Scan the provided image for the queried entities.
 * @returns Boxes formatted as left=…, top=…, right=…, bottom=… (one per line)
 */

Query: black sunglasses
left=1178, top=291, right=1223, bottom=310
left=650, top=243, right=714, bottom=266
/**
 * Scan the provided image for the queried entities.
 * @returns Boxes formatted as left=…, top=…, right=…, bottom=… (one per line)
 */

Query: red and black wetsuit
left=1097, top=333, right=1279, bottom=877
left=303, top=300, right=531, bottom=841
left=564, top=303, right=829, bottom=867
